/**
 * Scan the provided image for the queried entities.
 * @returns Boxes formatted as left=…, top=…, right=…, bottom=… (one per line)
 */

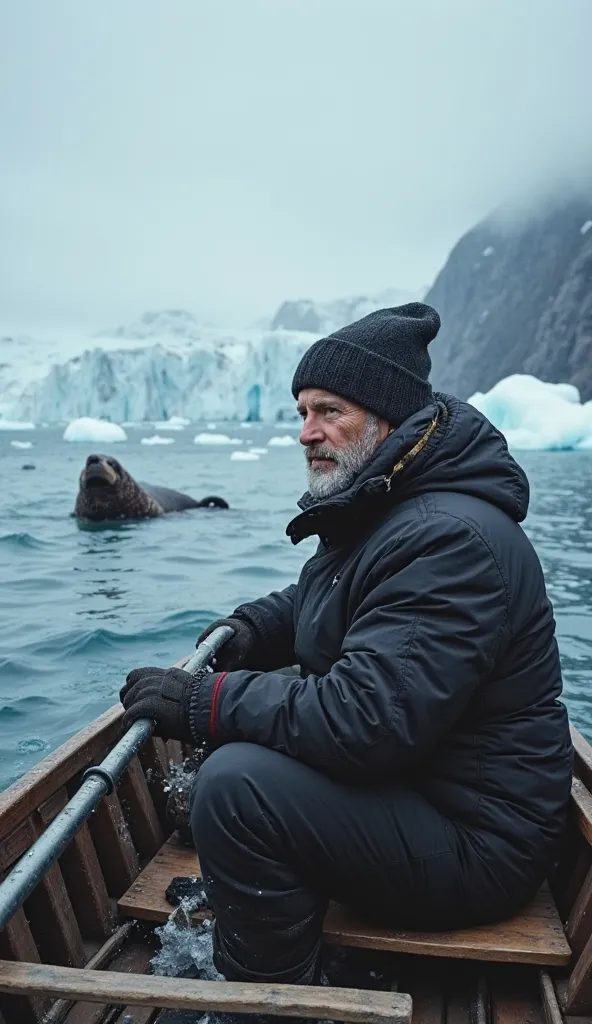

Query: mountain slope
left=427, top=198, right=592, bottom=400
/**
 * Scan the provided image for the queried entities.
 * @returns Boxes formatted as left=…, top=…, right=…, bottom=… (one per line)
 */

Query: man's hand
left=196, top=617, right=256, bottom=670
left=120, top=666, right=200, bottom=741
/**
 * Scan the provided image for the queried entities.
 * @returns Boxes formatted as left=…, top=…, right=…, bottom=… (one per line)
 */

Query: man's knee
left=189, top=742, right=280, bottom=839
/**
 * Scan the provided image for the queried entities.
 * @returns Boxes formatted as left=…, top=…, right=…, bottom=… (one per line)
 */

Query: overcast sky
left=1, top=0, right=591, bottom=332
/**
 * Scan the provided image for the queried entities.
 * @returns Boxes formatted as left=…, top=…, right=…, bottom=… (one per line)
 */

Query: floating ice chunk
left=581, top=220, right=592, bottom=235
left=0, top=419, right=35, bottom=431
left=482, top=246, right=495, bottom=256
left=468, top=374, right=592, bottom=450
left=206, top=423, right=217, bottom=430
left=141, top=435, right=175, bottom=445
left=230, top=450, right=260, bottom=461
left=11, top=440, right=33, bottom=449
left=152, top=416, right=189, bottom=430
left=194, top=433, right=243, bottom=445
left=268, top=435, right=298, bottom=446
left=63, top=417, right=127, bottom=442
left=249, top=447, right=268, bottom=455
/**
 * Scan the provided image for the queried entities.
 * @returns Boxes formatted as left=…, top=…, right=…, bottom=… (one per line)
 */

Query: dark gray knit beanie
left=291, top=302, right=441, bottom=425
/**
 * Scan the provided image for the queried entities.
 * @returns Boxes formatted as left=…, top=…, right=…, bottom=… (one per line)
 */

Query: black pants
left=190, top=742, right=500, bottom=984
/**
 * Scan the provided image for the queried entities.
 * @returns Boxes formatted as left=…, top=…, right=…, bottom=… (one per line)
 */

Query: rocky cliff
left=427, top=198, right=592, bottom=400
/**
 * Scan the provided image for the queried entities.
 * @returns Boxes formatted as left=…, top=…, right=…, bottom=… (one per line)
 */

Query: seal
left=74, top=453, right=229, bottom=521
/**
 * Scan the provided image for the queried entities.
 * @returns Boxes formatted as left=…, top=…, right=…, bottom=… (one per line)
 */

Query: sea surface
left=1, top=425, right=592, bottom=791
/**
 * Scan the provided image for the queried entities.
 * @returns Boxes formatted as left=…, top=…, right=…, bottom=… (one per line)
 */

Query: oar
left=0, top=623, right=234, bottom=931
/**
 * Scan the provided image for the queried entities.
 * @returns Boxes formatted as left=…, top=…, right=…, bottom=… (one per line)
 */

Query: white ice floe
left=152, top=416, right=190, bottom=431
left=193, top=433, right=243, bottom=446
left=0, top=419, right=35, bottom=431
left=230, top=450, right=260, bottom=461
left=580, top=220, right=592, bottom=235
left=140, top=435, right=175, bottom=445
left=249, top=447, right=268, bottom=455
left=10, top=440, right=33, bottom=449
left=468, top=374, right=592, bottom=450
left=268, top=435, right=298, bottom=446
left=63, top=417, right=127, bottom=442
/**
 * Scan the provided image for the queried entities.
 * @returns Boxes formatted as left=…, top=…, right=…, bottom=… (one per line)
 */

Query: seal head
left=74, top=454, right=162, bottom=521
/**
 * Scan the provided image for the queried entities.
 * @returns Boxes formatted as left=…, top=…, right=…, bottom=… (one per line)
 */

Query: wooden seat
left=118, top=836, right=571, bottom=967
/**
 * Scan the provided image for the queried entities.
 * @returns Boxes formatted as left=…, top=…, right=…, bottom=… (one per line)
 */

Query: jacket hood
left=287, top=394, right=529, bottom=544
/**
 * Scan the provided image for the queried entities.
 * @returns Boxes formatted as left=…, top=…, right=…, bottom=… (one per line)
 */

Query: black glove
left=196, top=616, right=256, bottom=671
left=120, top=666, right=207, bottom=741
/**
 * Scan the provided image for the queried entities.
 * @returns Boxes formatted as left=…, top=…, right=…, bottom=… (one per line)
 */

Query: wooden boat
left=1, top=702, right=592, bottom=1024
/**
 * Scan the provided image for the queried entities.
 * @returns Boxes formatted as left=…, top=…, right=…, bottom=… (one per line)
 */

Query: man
left=121, top=303, right=572, bottom=992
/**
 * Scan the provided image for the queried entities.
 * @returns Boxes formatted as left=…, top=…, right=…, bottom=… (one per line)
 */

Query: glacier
left=2, top=296, right=425, bottom=425
left=468, top=374, right=592, bottom=450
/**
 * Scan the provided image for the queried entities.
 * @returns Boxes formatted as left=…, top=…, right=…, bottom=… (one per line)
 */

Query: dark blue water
left=1, top=427, right=591, bottom=791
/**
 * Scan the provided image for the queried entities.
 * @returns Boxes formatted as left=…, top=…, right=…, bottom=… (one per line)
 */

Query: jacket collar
left=286, top=400, right=446, bottom=545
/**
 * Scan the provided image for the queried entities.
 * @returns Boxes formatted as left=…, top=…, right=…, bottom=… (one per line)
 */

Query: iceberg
left=268, top=435, right=298, bottom=447
left=249, top=447, right=268, bottom=455
left=0, top=419, right=35, bottom=431
left=140, top=435, right=175, bottom=445
left=468, top=374, right=592, bottom=450
left=193, top=433, right=243, bottom=446
left=10, top=440, right=33, bottom=449
left=152, top=416, right=190, bottom=431
left=63, top=418, right=127, bottom=443
left=230, top=450, right=260, bottom=461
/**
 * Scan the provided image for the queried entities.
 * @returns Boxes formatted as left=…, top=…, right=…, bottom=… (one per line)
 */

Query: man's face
left=297, top=389, right=391, bottom=499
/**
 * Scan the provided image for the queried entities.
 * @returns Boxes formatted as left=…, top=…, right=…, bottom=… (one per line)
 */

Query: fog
left=1, top=0, right=591, bottom=331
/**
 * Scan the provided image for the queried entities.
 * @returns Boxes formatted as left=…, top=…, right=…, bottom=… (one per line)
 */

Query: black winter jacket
left=191, top=395, right=573, bottom=901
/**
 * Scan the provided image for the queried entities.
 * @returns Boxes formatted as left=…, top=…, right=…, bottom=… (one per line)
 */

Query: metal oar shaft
left=0, top=624, right=234, bottom=931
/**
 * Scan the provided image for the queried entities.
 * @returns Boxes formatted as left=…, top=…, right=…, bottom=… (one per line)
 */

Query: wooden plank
left=42, top=924, right=135, bottom=1024
left=121, top=839, right=571, bottom=967
left=59, top=822, right=116, bottom=940
left=0, top=704, right=123, bottom=842
left=24, top=859, right=86, bottom=967
left=165, top=741, right=183, bottom=768
left=0, top=907, right=48, bottom=1023
left=139, top=738, right=170, bottom=825
left=0, top=961, right=413, bottom=1023
left=489, top=964, right=544, bottom=1024
left=567, top=858, right=592, bottom=956
left=62, top=940, right=156, bottom=1024
left=0, top=817, right=35, bottom=872
left=118, top=837, right=202, bottom=924
left=324, top=885, right=571, bottom=966
left=566, top=925, right=592, bottom=1015
left=89, top=791, right=140, bottom=897
left=572, top=726, right=592, bottom=791
left=572, top=777, right=592, bottom=846
left=539, top=970, right=563, bottom=1024
left=117, top=756, right=165, bottom=861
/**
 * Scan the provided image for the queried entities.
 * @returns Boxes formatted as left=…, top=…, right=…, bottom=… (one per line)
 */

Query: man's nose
left=299, top=416, right=324, bottom=446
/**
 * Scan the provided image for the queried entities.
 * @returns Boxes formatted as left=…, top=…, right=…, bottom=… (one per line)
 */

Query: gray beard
left=306, top=416, right=381, bottom=500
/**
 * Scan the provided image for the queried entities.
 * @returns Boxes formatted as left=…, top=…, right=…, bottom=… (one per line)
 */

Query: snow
left=268, top=435, right=298, bottom=446
left=141, top=434, right=175, bottom=445
left=10, top=440, right=33, bottom=449
left=63, top=417, right=127, bottom=443
left=230, top=450, right=260, bottom=461
left=194, top=433, right=243, bottom=446
left=468, top=374, right=592, bottom=450
left=0, top=419, right=35, bottom=430
left=580, top=221, right=592, bottom=235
